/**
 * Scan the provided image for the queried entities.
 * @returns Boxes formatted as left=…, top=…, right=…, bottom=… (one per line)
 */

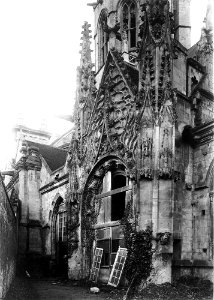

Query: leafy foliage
left=121, top=202, right=153, bottom=287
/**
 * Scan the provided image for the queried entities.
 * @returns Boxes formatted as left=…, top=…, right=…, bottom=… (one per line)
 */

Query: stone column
left=17, top=142, right=28, bottom=257
left=25, top=146, right=42, bottom=254
left=17, top=143, right=43, bottom=274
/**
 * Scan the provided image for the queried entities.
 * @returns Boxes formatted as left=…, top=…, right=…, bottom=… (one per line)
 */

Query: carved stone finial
left=80, top=22, right=93, bottom=66
left=75, top=21, right=97, bottom=136
left=78, top=22, right=96, bottom=103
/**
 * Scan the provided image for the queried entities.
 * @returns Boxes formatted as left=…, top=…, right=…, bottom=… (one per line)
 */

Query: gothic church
left=5, top=0, right=213, bottom=284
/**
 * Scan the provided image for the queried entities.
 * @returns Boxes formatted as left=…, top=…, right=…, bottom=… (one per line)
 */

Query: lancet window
left=56, top=202, right=67, bottom=242
left=98, top=11, right=108, bottom=69
left=121, top=1, right=137, bottom=49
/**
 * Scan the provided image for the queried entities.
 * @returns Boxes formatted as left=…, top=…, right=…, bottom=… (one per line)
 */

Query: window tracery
left=121, top=0, right=137, bottom=50
left=56, top=203, right=67, bottom=242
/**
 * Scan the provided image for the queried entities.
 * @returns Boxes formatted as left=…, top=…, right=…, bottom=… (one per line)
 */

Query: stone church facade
left=5, top=0, right=213, bottom=284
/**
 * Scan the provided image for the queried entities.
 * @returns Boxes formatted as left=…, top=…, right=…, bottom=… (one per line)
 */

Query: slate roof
left=27, top=141, right=67, bottom=172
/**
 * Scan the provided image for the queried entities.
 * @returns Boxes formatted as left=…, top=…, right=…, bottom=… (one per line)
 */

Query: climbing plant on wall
left=121, top=202, right=153, bottom=288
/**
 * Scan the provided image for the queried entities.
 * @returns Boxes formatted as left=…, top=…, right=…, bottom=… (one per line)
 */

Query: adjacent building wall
left=0, top=174, right=17, bottom=299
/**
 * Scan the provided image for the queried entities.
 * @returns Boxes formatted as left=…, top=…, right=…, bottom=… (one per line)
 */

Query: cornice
left=39, top=173, right=69, bottom=195
left=193, top=121, right=214, bottom=147
left=187, top=57, right=206, bottom=73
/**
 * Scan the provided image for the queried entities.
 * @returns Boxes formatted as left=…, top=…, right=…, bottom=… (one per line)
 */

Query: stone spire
left=78, top=22, right=95, bottom=107
left=79, top=22, right=93, bottom=69
left=75, top=21, right=97, bottom=138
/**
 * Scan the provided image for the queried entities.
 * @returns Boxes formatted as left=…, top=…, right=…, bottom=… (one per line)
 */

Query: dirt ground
left=5, top=277, right=110, bottom=300
left=5, top=276, right=213, bottom=300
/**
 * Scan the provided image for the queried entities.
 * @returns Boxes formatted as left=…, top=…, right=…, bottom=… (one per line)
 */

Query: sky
left=0, top=0, right=210, bottom=170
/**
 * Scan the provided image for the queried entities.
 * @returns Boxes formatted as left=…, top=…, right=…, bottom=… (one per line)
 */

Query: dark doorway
left=56, top=241, right=67, bottom=276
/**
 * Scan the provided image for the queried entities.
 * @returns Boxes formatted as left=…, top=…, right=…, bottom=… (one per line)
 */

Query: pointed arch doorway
left=51, top=196, right=68, bottom=277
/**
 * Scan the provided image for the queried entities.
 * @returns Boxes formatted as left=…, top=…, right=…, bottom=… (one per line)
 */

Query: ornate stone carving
left=158, top=128, right=173, bottom=179
left=139, top=0, right=174, bottom=45
left=66, top=138, right=80, bottom=168
left=196, top=28, right=213, bottom=59
left=78, top=49, right=138, bottom=178
left=159, top=147, right=173, bottom=179
left=156, top=232, right=171, bottom=245
left=139, top=131, right=153, bottom=179
left=103, top=21, right=121, bottom=41
left=97, top=133, right=113, bottom=160
left=138, top=0, right=177, bottom=124
left=75, top=22, right=97, bottom=138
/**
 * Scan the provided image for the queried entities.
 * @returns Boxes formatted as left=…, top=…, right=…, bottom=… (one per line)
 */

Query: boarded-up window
left=108, top=247, right=128, bottom=287
left=90, top=247, right=103, bottom=282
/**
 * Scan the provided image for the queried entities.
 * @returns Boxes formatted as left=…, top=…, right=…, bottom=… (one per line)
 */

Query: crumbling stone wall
left=0, top=175, right=17, bottom=299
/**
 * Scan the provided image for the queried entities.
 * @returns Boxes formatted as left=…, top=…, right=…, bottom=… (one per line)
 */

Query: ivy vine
left=121, top=202, right=153, bottom=288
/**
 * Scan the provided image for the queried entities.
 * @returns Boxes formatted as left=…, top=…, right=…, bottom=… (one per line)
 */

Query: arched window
left=95, top=165, right=129, bottom=267
left=121, top=1, right=137, bottom=49
left=98, top=11, right=108, bottom=69
left=51, top=197, right=68, bottom=276
left=56, top=203, right=67, bottom=242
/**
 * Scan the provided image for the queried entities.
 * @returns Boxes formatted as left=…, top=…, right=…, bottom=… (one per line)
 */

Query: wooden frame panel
left=90, top=247, right=103, bottom=283
left=108, top=247, right=128, bottom=287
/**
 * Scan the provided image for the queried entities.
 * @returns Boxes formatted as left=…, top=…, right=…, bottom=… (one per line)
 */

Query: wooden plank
left=95, top=185, right=132, bottom=200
